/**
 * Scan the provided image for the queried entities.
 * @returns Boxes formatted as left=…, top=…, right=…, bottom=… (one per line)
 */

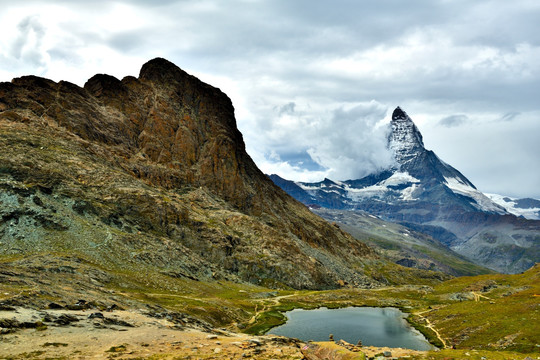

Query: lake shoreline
left=266, top=306, right=434, bottom=351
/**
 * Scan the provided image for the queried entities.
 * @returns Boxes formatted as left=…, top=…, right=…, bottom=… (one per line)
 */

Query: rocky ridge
left=0, top=58, right=446, bottom=292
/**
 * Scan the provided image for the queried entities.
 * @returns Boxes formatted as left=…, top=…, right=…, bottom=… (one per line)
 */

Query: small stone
left=88, top=312, right=104, bottom=319
left=383, top=350, right=392, bottom=357
left=206, top=335, right=218, bottom=340
left=106, top=304, right=120, bottom=312
left=48, top=302, right=64, bottom=309
left=213, top=347, right=221, bottom=353
left=54, top=314, right=79, bottom=325
left=248, top=338, right=263, bottom=346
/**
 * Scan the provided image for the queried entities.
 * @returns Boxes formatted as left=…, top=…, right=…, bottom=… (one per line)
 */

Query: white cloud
left=0, top=0, right=539, bottom=198
left=439, top=114, right=469, bottom=128
left=422, top=110, right=540, bottom=198
left=305, top=102, right=395, bottom=180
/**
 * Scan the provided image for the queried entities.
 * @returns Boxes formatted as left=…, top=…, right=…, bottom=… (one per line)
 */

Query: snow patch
left=486, top=193, right=540, bottom=220
left=322, top=189, right=342, bottom=195
left=345, top=172, right=419, bottom=200
left=296, top=183, right=323, bottom=191
left=346, top=183, right=389, bottom=199
left=382, top=172, right=420, bottom=186
left=444, top=177, right=506, bottom=214
left=400, top=183, right=419, bottom=201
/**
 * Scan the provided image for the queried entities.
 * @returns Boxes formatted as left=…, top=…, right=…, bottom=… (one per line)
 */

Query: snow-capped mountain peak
left=270, top=107, right=539, bottom=274
left=389, top=107, right=425, bottom=165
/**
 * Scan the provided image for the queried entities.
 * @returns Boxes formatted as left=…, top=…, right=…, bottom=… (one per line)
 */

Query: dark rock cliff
left=2, top=58, right=270, bottom=213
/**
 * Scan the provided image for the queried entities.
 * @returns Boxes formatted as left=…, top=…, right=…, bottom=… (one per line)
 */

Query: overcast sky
left=1, top=0, right=539, bottom=198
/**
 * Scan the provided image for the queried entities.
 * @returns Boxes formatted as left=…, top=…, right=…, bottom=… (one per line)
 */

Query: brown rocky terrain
left=1, top=58, right=378, bottom=290
left=0, top=306, right=306, bottom=359
left=0, top=305, right=429, bottom=359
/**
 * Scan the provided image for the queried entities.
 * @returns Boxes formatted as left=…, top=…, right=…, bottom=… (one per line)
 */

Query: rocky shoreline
left=0, top=306, right=434, bottom=359
left=0, top=306, right=304, bottom=359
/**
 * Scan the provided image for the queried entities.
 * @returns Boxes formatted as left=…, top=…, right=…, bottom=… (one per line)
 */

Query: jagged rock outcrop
left=2, top=58, right=445, bottom=290
left=1, top=59, right=264, bottom=213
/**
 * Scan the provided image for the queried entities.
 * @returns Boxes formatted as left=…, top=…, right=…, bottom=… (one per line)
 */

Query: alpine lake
left=267, top=306, right=434, bottom=350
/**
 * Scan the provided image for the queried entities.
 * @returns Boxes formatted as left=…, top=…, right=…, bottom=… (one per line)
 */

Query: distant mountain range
left=270, top=107, right=540, bottom=274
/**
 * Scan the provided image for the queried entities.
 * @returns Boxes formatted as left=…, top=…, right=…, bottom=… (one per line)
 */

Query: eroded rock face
left=0, top=58, right=388, bottom=289
left=2, top=58, right=266, bottom=213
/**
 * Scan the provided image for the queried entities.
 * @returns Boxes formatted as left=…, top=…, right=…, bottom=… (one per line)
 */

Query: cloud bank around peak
left=249, top=101, right=395, bottom=182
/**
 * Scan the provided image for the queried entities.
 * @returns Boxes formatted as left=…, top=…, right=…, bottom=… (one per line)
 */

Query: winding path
left=414, top=309, right=447, bottom=348
left=248, top=292, right=301, bottom=324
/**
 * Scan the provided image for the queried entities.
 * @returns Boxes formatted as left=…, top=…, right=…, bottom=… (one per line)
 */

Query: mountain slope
left=0, top=59, right=448, bottom=293
left=311, top=208, right=492, bottom=277
left=270, top=107, right=540, bottom=274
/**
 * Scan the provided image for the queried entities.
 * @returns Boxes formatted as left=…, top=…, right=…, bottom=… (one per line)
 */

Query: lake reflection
left=267, top=307, right=433, bottom=350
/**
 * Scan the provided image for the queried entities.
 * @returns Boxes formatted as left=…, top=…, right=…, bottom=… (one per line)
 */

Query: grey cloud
left=47, top=47, right=83, bottom=63
left=278, top=102, right=296, bottom=116
left=6, top=0, right=178, bottom=6
left=428, top=112, right=540, bottom=199
left=10, top=16, right=46, bottom=66
left=107, top=30, right=152, bottom=53
left=450, top=3, right=540, bottom=49
left=439, top=114, right=469, bottom=127
left=500, top=112, right=520, bottom=122
left=305, top=102, right=395, bottom=180
left=279, top=151, right=325, bottom=172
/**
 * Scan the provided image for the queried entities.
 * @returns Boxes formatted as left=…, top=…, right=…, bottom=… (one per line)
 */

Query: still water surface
left=267, top=307, right=433, bottom=350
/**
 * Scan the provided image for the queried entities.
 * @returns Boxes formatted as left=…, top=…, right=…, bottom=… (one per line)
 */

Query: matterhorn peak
left=392, top=106, right=409, bottom=121
left=388, top=107, right=425, bottom=165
